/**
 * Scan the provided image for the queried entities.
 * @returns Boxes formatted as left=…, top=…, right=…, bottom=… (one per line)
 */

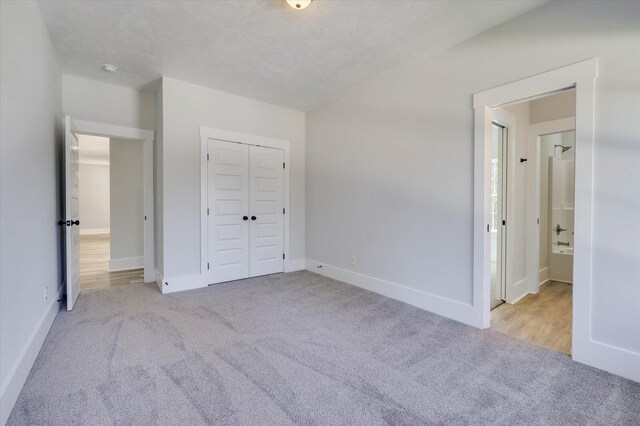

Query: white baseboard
left=155, top=270, right=164, bottom=292
left=79, top=228, right=109, bottom=235
left=538, top=267, right=549, bottom=286
left=284, top=258, right=306, bottom=272
left=160, top=260, right=306, bottom=294
left=305, top=259, right=475, bottom=327
left=550, top=278, right=573, bottom=284
left=574, top=339, right=640, bottom=383
left=506, top=277, right=529, bottom=304
left=0, top=286, right=62, bottom=425
left=108, top=256, right=143, bottom=272
left=159, top=273, right=208, bottom=294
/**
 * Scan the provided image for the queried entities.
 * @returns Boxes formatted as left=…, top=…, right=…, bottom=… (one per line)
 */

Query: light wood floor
left=80, top=234, right=144, bottom=291
left=491, top=281, right=572, bottom=355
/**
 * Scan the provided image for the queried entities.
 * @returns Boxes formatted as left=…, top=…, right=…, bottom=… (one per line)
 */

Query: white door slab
left=207, top=140, right=250, bottom=283
left=64, top=116, right=81, bottom=310
left=249, top=145, right=284, bottom=277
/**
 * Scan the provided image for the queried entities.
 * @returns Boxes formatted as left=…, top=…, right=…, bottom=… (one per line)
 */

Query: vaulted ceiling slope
left=39, top=0, right=547, bottom=110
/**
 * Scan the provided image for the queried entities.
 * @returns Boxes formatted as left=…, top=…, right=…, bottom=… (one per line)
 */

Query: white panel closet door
left=249, top=145, right=285, bottom=277
left=208, top=140, right=250, bottom=283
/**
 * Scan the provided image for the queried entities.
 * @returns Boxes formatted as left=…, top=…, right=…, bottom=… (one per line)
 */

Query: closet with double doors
left=205, top=139, right=285, bottom=283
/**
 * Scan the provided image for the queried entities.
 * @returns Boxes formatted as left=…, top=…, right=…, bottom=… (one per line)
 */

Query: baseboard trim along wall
left=538, top=267, right=549, bottom=286
left=574, top=338, right=640, bottom=383
left=108, top=256, right=143, bottom=272
left=79, top=228, right=109, bottom=235
left=305, top=259, right=476, bottom=327
left=508, top=277, right=529, bottom=304
left=284, top=258, right=306, bottom=273
left=157, top=259, right=306, bottom=294
left=155, top=270, right=164, bottom=292
left=306, top=260, right=639, bottom=382
left=0, top=286, right=62, bottom=425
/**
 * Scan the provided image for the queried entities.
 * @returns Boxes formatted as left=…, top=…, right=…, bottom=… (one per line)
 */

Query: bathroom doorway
left=488, top=89, right=576, bottom=355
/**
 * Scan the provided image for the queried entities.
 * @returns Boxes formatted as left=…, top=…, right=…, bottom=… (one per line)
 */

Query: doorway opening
left=472, top=58, right=597, bottom=364
left=488, top=89, right=576, bottom=355
left=63, top=117, right=154, bottom=310
left=77, top=134, right=145, bottom=291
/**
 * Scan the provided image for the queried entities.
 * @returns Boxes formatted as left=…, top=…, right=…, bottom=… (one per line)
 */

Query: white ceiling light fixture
left=286, top=0, right=312, bottom=10
left=103, top=64, right=118, bottom=73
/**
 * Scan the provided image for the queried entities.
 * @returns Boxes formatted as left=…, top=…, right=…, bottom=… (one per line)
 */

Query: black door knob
left=243, top=216, right=249, bottom=221
left=251, top=216, right=257, bottom=221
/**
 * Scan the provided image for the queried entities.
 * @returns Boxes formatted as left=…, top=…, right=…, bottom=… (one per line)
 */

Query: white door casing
left=469, top=60, right=640, bottom=381
left=64, top=116, right=81, bottom=310
left=207, top=139, right=250, bottom=283
left=249, top=145, right=285, bottom=277
left=200, top=127, right=290, bottom=286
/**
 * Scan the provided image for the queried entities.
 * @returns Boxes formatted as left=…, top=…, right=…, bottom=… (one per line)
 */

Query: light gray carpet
left=8, top=271, right=640, bottom=425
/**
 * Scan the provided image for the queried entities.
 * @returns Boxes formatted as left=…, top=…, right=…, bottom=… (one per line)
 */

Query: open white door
left=64, top=116, right=81, bottom=310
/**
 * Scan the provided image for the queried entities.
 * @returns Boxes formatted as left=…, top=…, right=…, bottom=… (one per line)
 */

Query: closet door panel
left=208, top=139, right=250, bottom=283
left=249, top=146, right=285, bottom=276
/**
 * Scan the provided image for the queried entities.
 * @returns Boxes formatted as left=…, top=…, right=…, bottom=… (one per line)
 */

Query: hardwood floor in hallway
left=490, top=281, right=572, bottom=355
left=80, top=234, right=144, bottom=291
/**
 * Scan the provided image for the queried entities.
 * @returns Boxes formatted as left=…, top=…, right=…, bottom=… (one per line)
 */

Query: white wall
left=306, top=0, right=640, bottom=361
left=159, top=77, right=305, bottom=281
left=530, top=89, right=576, bottom=124
left=154, top=81, right=164, bottom=278
left=79, top=163, right=110, bottom=233
left=62, top=74, right=155, bottom=131
left=0, top=2, right=62, bottom=423
left=110, top=139, right=144, bottom=268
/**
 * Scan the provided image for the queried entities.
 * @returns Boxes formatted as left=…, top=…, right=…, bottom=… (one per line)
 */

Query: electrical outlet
left=44, top=285, right=48, bottom=301
left=350, top=255, right=357, bottom=266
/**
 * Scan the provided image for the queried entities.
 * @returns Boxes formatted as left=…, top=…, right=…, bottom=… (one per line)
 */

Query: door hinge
left=283, top=253, right=285, bottom=260
left=207, top=208, right=210, bottom=216
left=144, top=215, right=147, bottom=220
left=487, top=224, right=490, bottom=232
left=537, top=218, right=540, bottom=225
left=502, top=220, right=506, bottom=226
left=283, top=208, right=285, bottom=214
left=207, top=153, right=210, bottom=161
left=207, top=262, right=210, bottom=270
left=283, top=162, right=285, bottom=169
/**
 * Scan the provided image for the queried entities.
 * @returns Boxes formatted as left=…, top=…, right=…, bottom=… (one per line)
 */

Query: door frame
left=472, top=58, right=597, bottom=363
left=526, top=117, right=575, bottom=294
left=70, top=118, right=155, bottom=283
left=200, top=126, right=291, bottom=279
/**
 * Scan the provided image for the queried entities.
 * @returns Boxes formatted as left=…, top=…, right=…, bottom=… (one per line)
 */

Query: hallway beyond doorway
left=79, top=234, right=144, bottom=291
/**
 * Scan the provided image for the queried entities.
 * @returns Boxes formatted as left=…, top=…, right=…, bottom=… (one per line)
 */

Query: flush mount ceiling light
left=103, top=64, right=118, bottom=73
left=286, top=0, right=312, bottom=10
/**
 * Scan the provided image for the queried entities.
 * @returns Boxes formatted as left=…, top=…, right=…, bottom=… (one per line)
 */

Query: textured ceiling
left=78, top=135, right=110, bottom=165
left=39, top=0, right=547, bottom=110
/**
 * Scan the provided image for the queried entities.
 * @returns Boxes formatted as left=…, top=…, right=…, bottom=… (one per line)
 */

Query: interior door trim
left=200, top=126, right=291, bottom=282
